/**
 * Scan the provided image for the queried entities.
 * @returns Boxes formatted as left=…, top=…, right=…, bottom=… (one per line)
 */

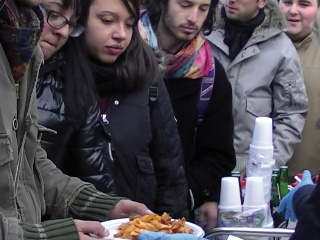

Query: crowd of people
left=0, top=0, right=319, bottom=239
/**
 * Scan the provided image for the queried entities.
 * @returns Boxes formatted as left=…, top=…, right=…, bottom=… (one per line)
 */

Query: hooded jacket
left=0, top=43, right=122, bottom=240
left=206, top=0, right=308, bottom=171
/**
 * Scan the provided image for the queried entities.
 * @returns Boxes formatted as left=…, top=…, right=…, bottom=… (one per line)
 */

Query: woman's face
left=84, top=0, right=135, bottom=64
left=39, top=0, right=77, bottom=60
left=280, top=0, right=318, bottom=42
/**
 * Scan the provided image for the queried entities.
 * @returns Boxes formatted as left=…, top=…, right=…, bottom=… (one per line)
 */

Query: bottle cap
left=296, top=173, right=303, bottom=179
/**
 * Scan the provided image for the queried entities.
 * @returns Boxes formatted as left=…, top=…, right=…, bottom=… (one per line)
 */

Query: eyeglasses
left=40, top=4, right=85, bottom=37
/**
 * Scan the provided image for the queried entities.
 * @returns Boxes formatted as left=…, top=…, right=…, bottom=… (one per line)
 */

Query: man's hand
left=278, top=170, right=314, bottom=221
left=108, top=200, right=152, bottom=219
left=74, top=220, right=109, bottom=239
left=198, top=202, right=218, bottom=231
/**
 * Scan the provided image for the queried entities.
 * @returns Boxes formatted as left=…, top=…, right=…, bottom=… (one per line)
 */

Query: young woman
left=36, top=0, right=114, bottom=193
left=70, top=0, right=189, bottom=218
left=280, top=0, right=320, bottom=178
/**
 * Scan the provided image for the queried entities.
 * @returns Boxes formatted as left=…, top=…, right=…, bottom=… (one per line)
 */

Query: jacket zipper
left=101, top=97, right=114, bottom=161
left=288, top=84, right=293, bottom=106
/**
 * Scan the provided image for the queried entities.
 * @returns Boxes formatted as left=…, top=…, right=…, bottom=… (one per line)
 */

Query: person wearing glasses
left=0, top=0, right=153, bottom=239
left=36, top=0, right=114, bottom=193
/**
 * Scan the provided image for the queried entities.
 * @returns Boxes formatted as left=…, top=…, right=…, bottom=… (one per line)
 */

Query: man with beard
left=206, top=0, right=308, bottom=176
left=139, top=0, right=236, bottom=230
left=0, top=0, right=151, bottom=239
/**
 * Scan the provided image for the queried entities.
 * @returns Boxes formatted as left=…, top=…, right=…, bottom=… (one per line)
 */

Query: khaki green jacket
left=0, top=44, right=118, bottom=239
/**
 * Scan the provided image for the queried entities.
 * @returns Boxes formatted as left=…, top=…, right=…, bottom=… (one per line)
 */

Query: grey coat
left=206, top=0, right=308, bottom=171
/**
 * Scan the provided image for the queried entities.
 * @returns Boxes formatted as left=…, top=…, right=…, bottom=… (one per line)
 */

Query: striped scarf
left=0, top=0, right=43, bottom=83
left=138, top=11, right=213, bottom=79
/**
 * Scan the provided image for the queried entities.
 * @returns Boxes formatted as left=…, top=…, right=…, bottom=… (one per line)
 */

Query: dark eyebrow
left=99, top=11, right=135, bottom=21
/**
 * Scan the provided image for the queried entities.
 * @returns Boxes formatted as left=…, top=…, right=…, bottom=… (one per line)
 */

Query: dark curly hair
left=145, top=0, right=218, bottom=35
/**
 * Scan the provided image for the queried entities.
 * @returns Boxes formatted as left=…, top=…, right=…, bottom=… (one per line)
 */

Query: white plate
left=101, top=218, right=205, bottom=239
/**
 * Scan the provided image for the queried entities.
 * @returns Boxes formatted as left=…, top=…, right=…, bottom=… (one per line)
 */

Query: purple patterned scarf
left=0, top=0, right=43, bottom=83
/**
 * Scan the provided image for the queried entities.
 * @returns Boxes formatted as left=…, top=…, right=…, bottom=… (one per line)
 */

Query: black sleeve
left=187, top=58, right=236, bottom=208
left=150, top=76, right=189, bottom=219
left=291, top=183, right=320, bottom=240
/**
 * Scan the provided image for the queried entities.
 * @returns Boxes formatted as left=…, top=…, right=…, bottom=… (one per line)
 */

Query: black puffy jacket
left=99, top=76, right=189, bottom=219
left=36, top=54, right=114, bottom=193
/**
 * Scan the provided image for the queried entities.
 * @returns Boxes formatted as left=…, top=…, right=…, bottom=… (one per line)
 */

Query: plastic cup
left=243, top=177, right=265, bottom=209
left=218, top=177, right=242, bottom=212
left=251, top=117, right=273, bottom=147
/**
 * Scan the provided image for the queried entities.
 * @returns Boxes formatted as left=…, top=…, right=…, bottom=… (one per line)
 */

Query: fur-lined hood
left=213, top=0, right=287, bottom=39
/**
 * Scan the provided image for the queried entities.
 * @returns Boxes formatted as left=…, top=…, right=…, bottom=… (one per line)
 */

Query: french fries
left=114, top=212, right=193, bottom=239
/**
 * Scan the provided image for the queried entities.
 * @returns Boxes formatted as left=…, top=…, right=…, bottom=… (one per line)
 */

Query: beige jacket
left=288, top=31, right=320, bottom=177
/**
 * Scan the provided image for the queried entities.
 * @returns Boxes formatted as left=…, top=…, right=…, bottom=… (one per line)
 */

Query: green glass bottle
left=270, top=174, right=280, bottom=214
left=280, top=166, right=289, bottom=199
left=273, top=169, right=280, bottom=184
left=273, top=168, right=280, bottom=196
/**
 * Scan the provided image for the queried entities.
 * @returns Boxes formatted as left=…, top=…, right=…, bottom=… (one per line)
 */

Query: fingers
left=301, top=170, right=313, bottom=185
left=198, top=202, right=218, bottom=231
left=198, top=212, right=217, bottom=231
left=74, top=220, right=109, bottom=239
left=205, top=217, right=217, bottom=231
left=109, top=200, right=152, bottom=219
left=197, top=211, right=205, bottom=227
left=284, top=203, right=292, bottom=220
left=123, top=200, right=153, bottom=215
left=290, top=213, right=297, bottom=222
left=278, top=194, right=289, bottom=213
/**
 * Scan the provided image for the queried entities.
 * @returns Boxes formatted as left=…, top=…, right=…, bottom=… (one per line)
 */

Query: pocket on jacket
left=137, top=155, right=155, bottom=174
left=283, top=78, right=307, bottom=107
left=136, top=155, right=156, bottom=208
left=246, top=97, right=272, bottom=117
left=0, top=134, right=14, bottom=167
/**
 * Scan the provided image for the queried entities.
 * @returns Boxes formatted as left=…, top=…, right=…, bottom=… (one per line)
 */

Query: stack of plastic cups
left=246, top=117, right=275, bottom=204
left=243, top=177, right=268, bottom=225
left=218, top=177, right=243, bottom=240
left=242, top=177, right=269, bottom=240
left=218, top=177, right=242, bottom=218
left=246, top=117, right=275, bottom=229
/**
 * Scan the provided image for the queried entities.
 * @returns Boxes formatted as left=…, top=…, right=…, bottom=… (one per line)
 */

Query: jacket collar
left=294, top=33, right=313, bottom=50
left=213, top=0, right=287, bottom=42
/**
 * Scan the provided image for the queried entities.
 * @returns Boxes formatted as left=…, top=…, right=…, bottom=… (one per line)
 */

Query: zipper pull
left=101, top=114, right=109, bottom=124
left=15, top=84, right=19, bottom=100
left=108, top=142, right=114, bottom=161
left=288, top=84, right=293, bottom=106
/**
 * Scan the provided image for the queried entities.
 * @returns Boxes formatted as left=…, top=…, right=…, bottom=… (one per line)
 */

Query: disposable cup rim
left=243, top=204, right=267, bottom=210
left=218, top=205, right=242, bottom=211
